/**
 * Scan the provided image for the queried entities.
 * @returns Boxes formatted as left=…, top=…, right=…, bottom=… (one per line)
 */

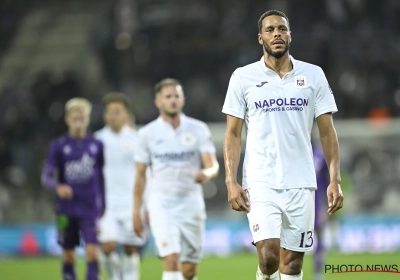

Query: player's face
left=155, top=85, right=185, bottom=117
left=65, top=108, right=90, bottom=131
left=258, top=15, right=291, bottom=59
left=104, top=102, right=129, bottom=131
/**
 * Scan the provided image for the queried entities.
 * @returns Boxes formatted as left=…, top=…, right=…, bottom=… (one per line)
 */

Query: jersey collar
left=258, top=55, right=297, bottom=75
left=105, top=124, right=131, bottom=135
left=157, top=113, right=186, bottom=132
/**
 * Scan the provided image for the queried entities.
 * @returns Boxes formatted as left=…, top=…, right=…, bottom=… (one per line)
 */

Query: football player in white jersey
left=222, top=10, right=343, bottom=280
left=95, top=93, right=146, bottom=280
left=133, top=78, right=219, bottom=280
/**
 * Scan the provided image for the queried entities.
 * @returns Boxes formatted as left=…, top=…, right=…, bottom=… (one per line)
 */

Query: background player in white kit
left=133, top=78, right=219, bottom=280
left=222, top=10, right=343, bottom=280
left=95, top=93, right=146, bottom=280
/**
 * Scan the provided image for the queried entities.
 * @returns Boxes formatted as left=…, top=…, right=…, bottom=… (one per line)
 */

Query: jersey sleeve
left=134, top=129, right=151, bottom=165
left=41, top=140, right=60, bottom=190
left=199, top=123, right=216, bottom=154
left=314, top=68, right=338, bottom=118
left=97, top=141, right=106, bottom=215
left=222, top=70, right=246, bottom=119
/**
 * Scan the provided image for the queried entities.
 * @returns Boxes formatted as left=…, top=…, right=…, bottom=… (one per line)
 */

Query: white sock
left=122, top=253, right=140, bottom=280
left=100, top=251, right=121, bottom=280
left=256, top=266, right=280, bottom=280
left=281, top=270, right=303, bottom=280
left=162, top=271, right=184, bottom=280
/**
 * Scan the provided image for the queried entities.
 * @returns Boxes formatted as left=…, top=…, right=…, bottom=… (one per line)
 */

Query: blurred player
left=133, top=78, right=219, bottom=280
left=313, top=144, right=329, bottom=280
left=42, top=98, right=105, bottom=280
left=95, top=93, right=146, bottom=280
left=222, top=10, right=343, bottom=280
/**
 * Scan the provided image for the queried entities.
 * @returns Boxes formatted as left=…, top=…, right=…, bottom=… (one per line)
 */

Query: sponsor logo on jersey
left=65, top=153, right=95, bottom=182
left=254, top=97, right=309, bottom=113
left=154, top=150, right=196, bottom=161
left=295, top=76, right=306, bottom=88
left=256, top=81, right=268, bottom=88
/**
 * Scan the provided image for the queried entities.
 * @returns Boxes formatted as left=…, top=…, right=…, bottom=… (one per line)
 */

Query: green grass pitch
left=1, top=252, right=399, bottom=279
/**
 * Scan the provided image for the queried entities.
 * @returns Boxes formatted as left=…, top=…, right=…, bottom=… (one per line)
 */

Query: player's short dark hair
left=258, top=10, right=290, bottom=33
left=154, top=78, right=184, bottom=97
left=102, top=92, right=131, bottom=111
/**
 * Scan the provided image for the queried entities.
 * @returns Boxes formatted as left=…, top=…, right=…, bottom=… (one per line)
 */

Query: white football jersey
left=222, top=56, right=337, bottom=190
left=135, top=114, right=216, bottom=196
left=95, top=125, right=137, bottom=212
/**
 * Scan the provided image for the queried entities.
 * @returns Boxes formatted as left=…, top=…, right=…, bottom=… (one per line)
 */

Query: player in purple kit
left=42, top=98, right=105, bottom=280
left=313, top=144, right=329, bottom=280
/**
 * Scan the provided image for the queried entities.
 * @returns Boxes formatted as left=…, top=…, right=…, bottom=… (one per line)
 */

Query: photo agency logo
left=325, top=264, right=400, bottom=275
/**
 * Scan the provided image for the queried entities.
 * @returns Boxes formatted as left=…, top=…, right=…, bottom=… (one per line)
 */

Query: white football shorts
left=150, top=218, right=204, bottom=263
left=98, top=210, right=146, bottom=246
left=246, top=187, right=315, bottom=252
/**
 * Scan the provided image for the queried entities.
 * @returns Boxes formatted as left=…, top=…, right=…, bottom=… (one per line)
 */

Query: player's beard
left=164, top=108, right=180, bottom=118
left=263, top=39, right=290, bottom=59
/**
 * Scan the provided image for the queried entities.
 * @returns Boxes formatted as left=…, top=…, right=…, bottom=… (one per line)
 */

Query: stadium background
left=1, top=0, right=400, bottom=279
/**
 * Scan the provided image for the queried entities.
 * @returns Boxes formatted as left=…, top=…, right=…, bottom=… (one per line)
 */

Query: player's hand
left=133, top=212, right=145, bottom=238
left=327, top=182, right=344, bottom=215
left=56, top=184, right=73, bottom=199
left=194, top=170, right=208, bottom=183
left=226, top=182, right=249, bottom=212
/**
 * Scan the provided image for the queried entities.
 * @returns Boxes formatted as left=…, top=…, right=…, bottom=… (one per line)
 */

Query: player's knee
left=123, top=245, right=138, bottom=256
left=280, top=257, right=303, bottom=275
left=182, top=264, right=197, bottom=279
left=63, top=250, right=76, bottom=263
left=86, top=244, right=99, bottom=262
left=259, top=252, right=279, bottom=274
left=102, top=242, right=117, bottom=255
left=163, top=254, right=180, bottom=271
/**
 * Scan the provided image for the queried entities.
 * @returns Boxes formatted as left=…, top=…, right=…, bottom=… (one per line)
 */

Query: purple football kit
left=313, top=145, right=329, bottom=228
left=42, top=134, right=105, bottom=249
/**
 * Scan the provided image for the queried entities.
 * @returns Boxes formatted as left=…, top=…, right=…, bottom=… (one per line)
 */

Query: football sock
left=122, top=253, right=140, bottom=280
left=256, top=266, right=280, bottom=280
left=62, top=262, right=76, bottom=280
left=101, top=251, right=120, bottom=280
left=281, top=270, right=303, bottom=280
left=86, top=261, right=99, bottom=280
left=162, top=271, right=184, bottom=280
left=183, top=276, right=197, bottom=280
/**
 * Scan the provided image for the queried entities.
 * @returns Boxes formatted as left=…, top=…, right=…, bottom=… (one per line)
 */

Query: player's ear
left=289, top=31, right=292, bottom=43
left=258, top=33, right=263, bottom=45
left=154, top=96, right=160, bottom=109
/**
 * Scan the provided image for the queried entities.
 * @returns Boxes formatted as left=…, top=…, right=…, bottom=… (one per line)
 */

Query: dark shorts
left=57, top=214, right=99, bottom=249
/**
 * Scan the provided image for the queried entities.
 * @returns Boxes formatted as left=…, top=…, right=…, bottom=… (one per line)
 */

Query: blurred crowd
left=1, top=0, right=400, bottom=222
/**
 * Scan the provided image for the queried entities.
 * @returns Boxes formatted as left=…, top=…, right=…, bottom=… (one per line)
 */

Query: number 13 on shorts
left=299, top=230, right=313, bottom=248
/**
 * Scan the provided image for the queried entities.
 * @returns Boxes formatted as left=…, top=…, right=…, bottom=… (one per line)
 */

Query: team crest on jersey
left=295, top=76, right=306, bottom=88
left=89, top=144, right=98, bottom=154
left=121, top=140, right=132, bottom=151
left=63, top=145, right=71, bottom=155
left=252, top=222, right=260, bottom=234
left=181, top=133, right=195, bottom=146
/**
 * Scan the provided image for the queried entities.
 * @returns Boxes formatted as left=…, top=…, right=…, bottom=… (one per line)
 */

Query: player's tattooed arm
left=316, top=113, right=343, bottom=215
left=224, top=115, right=249, bottom=212
left=195, top=153, right=219, bottom=183
left=133, top=162, right=147, bottom=237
